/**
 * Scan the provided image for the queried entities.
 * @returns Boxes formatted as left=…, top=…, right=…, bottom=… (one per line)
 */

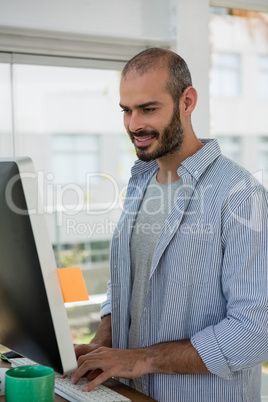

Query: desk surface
left=0, top=360, right=156, bottom=401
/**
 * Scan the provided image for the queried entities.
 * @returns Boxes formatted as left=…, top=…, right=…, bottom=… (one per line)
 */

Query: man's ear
left=180, top=86, right=198, bottom=116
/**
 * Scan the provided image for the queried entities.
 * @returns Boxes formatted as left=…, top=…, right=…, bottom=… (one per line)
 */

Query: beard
left=127, top=106, right=184, bottom=162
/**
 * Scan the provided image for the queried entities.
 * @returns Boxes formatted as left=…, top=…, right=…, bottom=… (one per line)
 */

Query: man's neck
left=156, top=136, right=203, bottom=184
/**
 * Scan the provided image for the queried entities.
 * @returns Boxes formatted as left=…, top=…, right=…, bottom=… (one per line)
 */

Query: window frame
left=0, top=51, right=126, bottom=157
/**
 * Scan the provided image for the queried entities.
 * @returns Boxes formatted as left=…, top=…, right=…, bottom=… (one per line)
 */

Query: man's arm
left=74, top=314, right=112, bottom=359
left=74, top=278, right=112, bottom=359
left=73, top=314, right=112, bottom=382
left=191, top=188, right=268, bottom=379
left=144, top=339, right=209, bottom=375
left=71, top=339, right=209, bottom=391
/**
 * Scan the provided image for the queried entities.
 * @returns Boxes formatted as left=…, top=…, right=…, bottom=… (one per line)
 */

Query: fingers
left=82, top=371, right=112, bottom=392
left=74, top=343, right=94, bottom=359
left=74, top=344, right=87, bottom=358
left=70, top=348, right=147, bottom=393
left=71, top=348, right=108, bottom=384
left=87, top=369, right=103, bottom=381
left=71, top=345, right=115, bottom=392
left=71, top=359, right=97, bottom=384
left=76, top=346, right=107, bottom=367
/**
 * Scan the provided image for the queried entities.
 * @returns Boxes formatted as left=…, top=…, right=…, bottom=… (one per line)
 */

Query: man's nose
left=128, top=111, right=145, bottom=133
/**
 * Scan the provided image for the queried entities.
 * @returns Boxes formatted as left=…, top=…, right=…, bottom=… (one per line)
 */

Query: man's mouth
left=133, top=135, right=155, bottom=147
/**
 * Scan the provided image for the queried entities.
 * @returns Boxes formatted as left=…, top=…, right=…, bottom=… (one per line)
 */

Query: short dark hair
left=121, top=48, right=192, bottom=102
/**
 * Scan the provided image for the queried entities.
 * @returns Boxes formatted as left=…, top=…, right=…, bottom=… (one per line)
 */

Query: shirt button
left=194, top=170, right=199, bottom=175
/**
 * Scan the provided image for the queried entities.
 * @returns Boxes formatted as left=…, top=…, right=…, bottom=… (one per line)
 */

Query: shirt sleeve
left=100, top=280, right=111, bottom=318
left=191, top=188, right=268, bottom=379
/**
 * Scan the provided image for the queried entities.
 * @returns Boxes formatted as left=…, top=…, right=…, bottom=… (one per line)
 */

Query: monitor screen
left=0, top=157, right=77, bottom=374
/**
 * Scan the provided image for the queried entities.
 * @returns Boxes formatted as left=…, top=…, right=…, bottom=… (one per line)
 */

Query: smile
left=134, top=135, right=155, bottom=147
left=136, top=136, right=153, bottom=142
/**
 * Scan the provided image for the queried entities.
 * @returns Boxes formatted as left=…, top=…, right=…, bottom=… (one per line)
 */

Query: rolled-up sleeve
left=191, top=188, right=268, bottom=379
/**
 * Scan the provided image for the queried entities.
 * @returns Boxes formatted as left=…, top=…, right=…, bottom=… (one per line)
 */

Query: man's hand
left=73, top=314, right=112, bottom=382
left=71, top=347, right=148, bottom=392
left=71, top=339, right=209, bottom=392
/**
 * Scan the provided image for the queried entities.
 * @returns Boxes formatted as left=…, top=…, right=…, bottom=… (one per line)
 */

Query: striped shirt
left=101, top=139, right=268, bottom=402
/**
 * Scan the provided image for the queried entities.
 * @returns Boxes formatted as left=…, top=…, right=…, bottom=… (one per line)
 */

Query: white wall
left=174, top=0, right=210, bottom=137
left=0, top=0, right=173, bottom=41
left=0, top=0, right=211, bottom=139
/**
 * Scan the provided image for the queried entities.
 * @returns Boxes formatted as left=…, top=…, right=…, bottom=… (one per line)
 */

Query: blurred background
left=0, top=1, right=267, bottom=348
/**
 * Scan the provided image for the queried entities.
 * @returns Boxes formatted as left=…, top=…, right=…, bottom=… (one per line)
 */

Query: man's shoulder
left=208, top=154, right=268, bottom=212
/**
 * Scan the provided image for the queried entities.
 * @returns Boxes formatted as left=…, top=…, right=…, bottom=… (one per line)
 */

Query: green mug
left=5, top=365, right=54, bottom=402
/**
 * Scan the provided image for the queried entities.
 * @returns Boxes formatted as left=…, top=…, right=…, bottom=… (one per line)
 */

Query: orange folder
left=57, top=267, right=89, bottom=303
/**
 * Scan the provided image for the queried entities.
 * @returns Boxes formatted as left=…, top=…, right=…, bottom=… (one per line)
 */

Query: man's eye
left=143, top=108, right=155, bottom=113
left=121, top=109, right=130, bottom=114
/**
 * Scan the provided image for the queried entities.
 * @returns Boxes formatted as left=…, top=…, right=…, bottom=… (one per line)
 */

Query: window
left=12, top=64, right=122, bottom=169
left=210, top=52, right=241, bottom=97
left=257, top=137, right=268, bottom=187
left=10, top=64, right=125, bottom=208
left=56, top=239, right=111, bottom=302
left=88, top=240, right=110, bottom=264
left=257, top=55, right=268, bottom=99
left=209, top=11, right=268, bottom=191
left=0, top=63, right=13, bottom=155
left=52, top=134, right=100, bottom=184
left=118, top=134, right=136, bottom=182
left=57, top=240, right=110, bottom=267
left=216, top=136, right=242, bottom=164
left=1, top=56, right=126, bottom=340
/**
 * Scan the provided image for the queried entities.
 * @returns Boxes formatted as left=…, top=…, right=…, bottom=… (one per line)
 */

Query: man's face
left=119, top=68, right=184, bottom=162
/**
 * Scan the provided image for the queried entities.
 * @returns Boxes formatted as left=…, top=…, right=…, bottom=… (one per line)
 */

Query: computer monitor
left=0, top=157, right=77, bottom=374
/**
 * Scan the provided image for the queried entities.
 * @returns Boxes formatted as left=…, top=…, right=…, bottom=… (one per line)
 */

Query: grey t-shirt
left=129, top=172, right=182, bottom=390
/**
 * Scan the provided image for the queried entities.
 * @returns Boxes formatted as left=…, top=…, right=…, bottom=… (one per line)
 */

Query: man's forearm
left=92, top=314, right=112, bottom=347
left=143, top=339, right=209, bottom=375
left=72, top=337, right=209, bottom=390
left=74, top=314, right=112, bottom=360
left=91, top=316, right=207, bottom=375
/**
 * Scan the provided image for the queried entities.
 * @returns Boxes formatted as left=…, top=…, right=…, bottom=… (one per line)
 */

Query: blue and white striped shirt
left=101, top=139, right=268, bottom=402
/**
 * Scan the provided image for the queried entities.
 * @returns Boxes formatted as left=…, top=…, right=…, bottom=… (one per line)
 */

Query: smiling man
left=72, top=48, right=268, bottom=402
left=120, top=67, right=185, bottom=164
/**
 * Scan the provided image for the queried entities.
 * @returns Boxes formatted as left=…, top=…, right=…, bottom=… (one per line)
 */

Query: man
left=72, top=48, right=268, bottom=401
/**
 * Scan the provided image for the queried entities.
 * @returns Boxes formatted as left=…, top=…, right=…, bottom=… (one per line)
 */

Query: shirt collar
left=178, top=138, right=221, bottom=180
left=131, top=138, right=222, bottom=180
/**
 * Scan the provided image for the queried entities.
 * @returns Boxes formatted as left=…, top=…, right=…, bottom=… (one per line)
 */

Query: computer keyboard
left=10, top=357, right=131, bottom=402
